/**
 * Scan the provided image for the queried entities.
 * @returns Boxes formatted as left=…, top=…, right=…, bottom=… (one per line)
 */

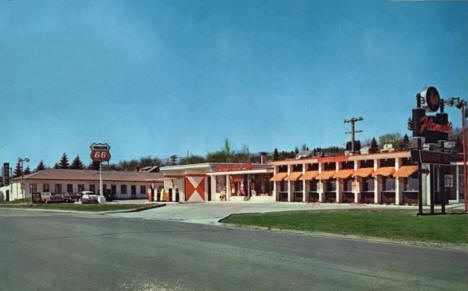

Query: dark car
left=50, top=193, right=64, bottom=203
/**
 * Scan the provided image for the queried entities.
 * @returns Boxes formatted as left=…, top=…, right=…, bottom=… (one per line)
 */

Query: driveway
left=107, top=202, right=420, bottom=224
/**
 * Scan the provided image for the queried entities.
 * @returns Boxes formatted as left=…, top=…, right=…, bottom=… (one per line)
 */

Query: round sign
left=91, top=150, right=111, bottom=162
left=422, top=86, right=440, bottom=112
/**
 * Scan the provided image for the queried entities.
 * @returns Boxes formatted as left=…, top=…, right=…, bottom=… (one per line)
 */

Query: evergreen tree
left=70, top=156, right=85, bottom=169
left=273, top=148, right=279, bottom=161
left=88, top=161, right=101, bottom=170
left=35, top=160, right=45, bottom=172
left=54, top=163, right=60, bottom=169
left=403, top=134, right=410, bottom=149
left=13, top=160, right=23, bottom=177
left=24, top=167, right=31, bottom=175
left=369, top=138, right=379, bottom=153
left=58, top=153, right=69, bottom=169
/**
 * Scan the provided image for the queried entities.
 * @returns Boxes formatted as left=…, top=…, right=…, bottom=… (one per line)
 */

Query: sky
left=1, top=0, right=468, bottom=169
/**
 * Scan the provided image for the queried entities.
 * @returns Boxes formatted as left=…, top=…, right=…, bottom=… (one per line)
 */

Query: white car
left=41, top=192, right=52, bottom=203
left=80, top=191, right=99, bottom=204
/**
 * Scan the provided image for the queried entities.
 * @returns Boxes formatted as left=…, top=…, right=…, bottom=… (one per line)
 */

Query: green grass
left=0, top=201, right=157, bottom=212
left=222, top=209, right=468, bottom=244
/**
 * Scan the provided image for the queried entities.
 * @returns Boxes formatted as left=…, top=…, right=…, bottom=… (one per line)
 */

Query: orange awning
left=372, top=167, right=395, bottom=177
left=301, top=171, right=319, bottom=181
left=270, top=172, right=288, bottom=182
left=317, top=171, right=336, bottom=180
left=334, top=169, right=354, bottom=179
left=394, top=165, right=419, bottom=178
left=353, top=168, right=374, bottom=178
left=285, top=172, right=303, bottom=181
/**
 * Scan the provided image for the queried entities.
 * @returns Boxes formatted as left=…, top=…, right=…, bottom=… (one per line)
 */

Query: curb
left=0, top=203, right=166, bottom=215
left=219, top=214, right=468, bottom=253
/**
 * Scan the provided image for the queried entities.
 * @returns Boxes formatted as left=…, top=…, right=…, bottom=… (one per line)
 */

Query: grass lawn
left=222, top=209, right=468, bottom=244
left=0, top=199, right=157, bottom=212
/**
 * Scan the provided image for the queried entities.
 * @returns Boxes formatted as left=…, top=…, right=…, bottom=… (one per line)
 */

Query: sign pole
left=99, top=161, right=103, bottom=200
left=418, top=138, right=423, bottom=215
left=462, top=106, right=468, bottom=212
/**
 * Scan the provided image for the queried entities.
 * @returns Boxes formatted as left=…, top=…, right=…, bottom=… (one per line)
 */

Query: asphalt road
left=0, top=209, right=467, bottom=291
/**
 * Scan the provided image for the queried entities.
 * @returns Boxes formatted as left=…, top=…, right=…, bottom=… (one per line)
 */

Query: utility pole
left=344, top=117, right=364, bottom=153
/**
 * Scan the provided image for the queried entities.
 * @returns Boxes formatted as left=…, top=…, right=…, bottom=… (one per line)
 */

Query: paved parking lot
left=108, top=202, right=421, bottom=224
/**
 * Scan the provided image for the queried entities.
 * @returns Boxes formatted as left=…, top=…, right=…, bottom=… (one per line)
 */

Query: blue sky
left=1, top=0, right=468, bottom=169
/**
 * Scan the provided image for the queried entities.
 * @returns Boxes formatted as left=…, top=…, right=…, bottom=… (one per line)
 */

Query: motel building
left=270, top=150, right=463, bottom=205
left=0, top=169, right=163, bottom=202
left=159, top=163, right=274, bottom=202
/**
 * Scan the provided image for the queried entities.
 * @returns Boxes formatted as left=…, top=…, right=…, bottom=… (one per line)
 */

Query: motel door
left=185, top=176, right=205, bottom=202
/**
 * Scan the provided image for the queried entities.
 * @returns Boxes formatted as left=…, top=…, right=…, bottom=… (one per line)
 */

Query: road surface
left=0, top=208, right=467, bottom=290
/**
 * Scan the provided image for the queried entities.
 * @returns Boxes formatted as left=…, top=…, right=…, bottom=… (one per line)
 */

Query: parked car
left=41, top=192, right=52, bottom=203
left=62, top=192, right=74, bottom=203
left=50, top=193, right=64, bottom=203
left=80, top=191, right=99, bottom=204
left=70, top=192, right=82, bottom=202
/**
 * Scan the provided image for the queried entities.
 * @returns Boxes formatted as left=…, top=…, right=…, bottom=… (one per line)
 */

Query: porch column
left=374, top=159, right=380, bottom=204
left=302, top=163, right=307, bottom=202
left=273, top=166, right=278, bottom=201
left=354, top=160, right=359, bottom=203
left=336, top=162, right=341, bottom=203
left=226, top=174, right=231, bottom=201
left=395, top=158, right=402, bottom=205
left=318, top=163, right=324, bottom=202
left=287, top=165, right=292, bottom=202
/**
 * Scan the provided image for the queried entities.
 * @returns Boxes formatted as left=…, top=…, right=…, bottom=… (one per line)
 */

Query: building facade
left=0, top=169, right=163, bottom=202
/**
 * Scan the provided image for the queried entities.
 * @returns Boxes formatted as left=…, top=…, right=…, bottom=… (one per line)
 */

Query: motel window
left=131, top=185, right=136, bottom=195
left=121, top=185, right=127, bottom=194
left=292, top=165, right=303, bottom=172
left=380, top=159, right=395, bottom=167
left=43, top=183, right=50, bottom=192
left=343, top=179, right=353, bottom=192
left=141, top=185, right=146, bottom=194
left=279, top=181, right=287, bottom=192
left=324, top=163, right=336, bottom=171
left=251, top=174, right=271, bottom=195
left=382, top=177, right=395, bottom=192
left=67, top=184, right=73, bottom=193
left=325, top=180, right=336, bottom=192
left=216, top=176, right=226, bottom=193
left=30, top=183, right=37, bottom=193
left=294, top=180, right=303, bottom=192
left=308, top=164, right=319, bottom=171
left=55, top=184, right=62, bottom=194
left=404, top=174, right=418, bottom=192
left=360, top=160, right=374, bottom=168
left=309, top=180, right=317, bottom=192
left=341, top=162, right=354, bottom=170
left=89, top=184, right=96, bottom=193
left=278, top=166, right=287, bottom=173
left=362, top=178, right=374, bottom=192
left=78, top=184, right=85, bottom=192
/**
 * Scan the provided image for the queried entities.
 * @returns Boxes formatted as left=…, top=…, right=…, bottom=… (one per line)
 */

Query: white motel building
left=0, top=169, right=163, bottom=202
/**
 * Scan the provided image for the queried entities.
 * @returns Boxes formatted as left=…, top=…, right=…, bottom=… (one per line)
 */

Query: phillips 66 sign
left=90, top=143, right=111, bottom=162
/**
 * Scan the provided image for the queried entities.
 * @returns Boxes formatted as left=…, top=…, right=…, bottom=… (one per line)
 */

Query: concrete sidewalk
left=107, top=202, right=427, bottom=224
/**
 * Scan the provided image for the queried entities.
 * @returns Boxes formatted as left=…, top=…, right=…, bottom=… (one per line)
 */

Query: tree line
left=11, top=131, right=463, bottom=177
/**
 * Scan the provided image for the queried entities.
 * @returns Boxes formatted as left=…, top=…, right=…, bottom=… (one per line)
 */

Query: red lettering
left=419, top=116, right=452, bottom=135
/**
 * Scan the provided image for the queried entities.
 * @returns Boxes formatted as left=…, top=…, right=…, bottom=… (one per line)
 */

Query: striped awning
left=353, top=168, right=374, bottom=178
left=285, top=172, right=303, bottom=181
left=334, top=169, right=354, bottom=179
left=301, top=171, right=319, bottom=181
left=270, top=172, right=288, bottom=182
left=394, top=165, right=418, bottom=178
left=316, top=171, right=336, bottom=180
left=372, top=167, right=395, bottom=177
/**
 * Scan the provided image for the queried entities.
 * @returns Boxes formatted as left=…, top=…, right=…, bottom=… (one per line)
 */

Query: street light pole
left=445, top=97, right=468, bottom=212
left=18, top=157, right=30, bottom=200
